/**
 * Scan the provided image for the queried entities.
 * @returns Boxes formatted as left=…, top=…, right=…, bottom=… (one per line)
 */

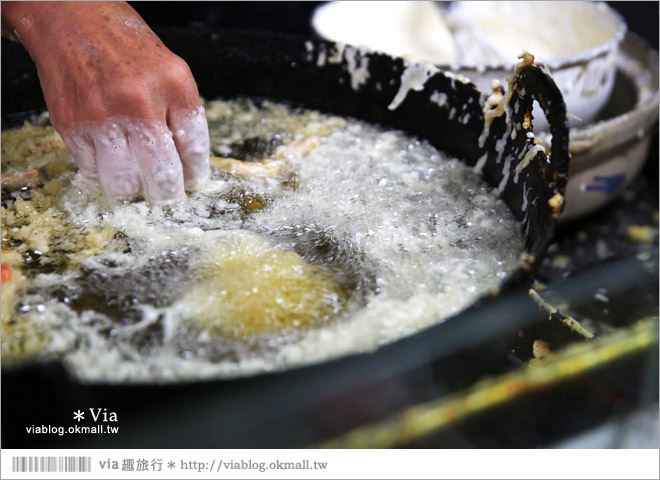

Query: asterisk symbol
left=167, top=461, right=176, bottom=469
left=73, top=410, right=85, bottom=422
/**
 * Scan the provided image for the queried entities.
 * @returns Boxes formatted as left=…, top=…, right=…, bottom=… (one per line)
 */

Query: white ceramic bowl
left=442, top=1, right=627, bottom=129
left=553, top=33, right=659, bottom=222
left=312, top=1, right=628, bottom=130
left=312, top=2, right=655, bottom=221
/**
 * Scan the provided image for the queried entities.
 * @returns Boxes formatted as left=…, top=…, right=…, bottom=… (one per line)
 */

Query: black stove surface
left=1, top=1, right=658, bottom=450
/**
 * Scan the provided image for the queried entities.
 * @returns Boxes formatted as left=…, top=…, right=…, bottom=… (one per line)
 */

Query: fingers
left=63, top=113, right=208, bottom=203
left=60, top=130, right=100, bottom=187
left=94, top=123, right=141, bottom=200
left=169, top=107, right=211, bottom=190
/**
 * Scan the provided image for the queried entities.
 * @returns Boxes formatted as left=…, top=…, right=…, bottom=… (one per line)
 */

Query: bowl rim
left=311, top=0, right=628, bottom=72
left=440, top=0, right=628, bottom=70
left=568, top=32, right=659, bottom=148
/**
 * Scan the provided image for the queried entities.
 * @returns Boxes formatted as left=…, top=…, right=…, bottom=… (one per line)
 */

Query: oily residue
left=1, top=99, right=524, bottom=382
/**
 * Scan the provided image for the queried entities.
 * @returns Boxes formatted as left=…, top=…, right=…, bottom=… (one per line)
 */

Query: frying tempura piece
left=210, top=136, right=320, bottom=178
left=209, top=157, right=285, bottom=178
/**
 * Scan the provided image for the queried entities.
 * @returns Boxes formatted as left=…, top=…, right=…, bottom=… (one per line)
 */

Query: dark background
left=1, top=1, right=658, bottom=451
left=2, top=2, right=656, bottom=56
left=129, top=1, right=659, bottom=51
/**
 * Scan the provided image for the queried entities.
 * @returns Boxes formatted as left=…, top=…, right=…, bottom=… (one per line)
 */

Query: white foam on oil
left=15, top=100, right=524, bottom=383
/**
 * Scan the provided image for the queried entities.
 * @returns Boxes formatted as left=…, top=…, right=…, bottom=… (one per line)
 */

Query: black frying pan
left=1, top=27, right=569, bottom=447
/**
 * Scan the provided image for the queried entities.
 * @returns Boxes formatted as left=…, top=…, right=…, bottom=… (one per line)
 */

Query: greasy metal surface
left=2, top=27, right=569, bottom=274
left=0, top=28, right=581, bottom=448
left=320, top=317, right=658, bottom=448
left=1, top=8, right=655, bottom=448
left=1, top=27, right=569, bottom=372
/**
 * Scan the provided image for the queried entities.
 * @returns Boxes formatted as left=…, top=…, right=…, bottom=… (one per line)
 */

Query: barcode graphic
left=11, top=456, right=92, bottom=473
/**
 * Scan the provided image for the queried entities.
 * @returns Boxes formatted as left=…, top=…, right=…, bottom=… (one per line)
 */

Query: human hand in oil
left=1, top=1, right=210, bottom=202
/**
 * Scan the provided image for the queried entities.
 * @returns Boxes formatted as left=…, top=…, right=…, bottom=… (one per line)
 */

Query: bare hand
left=2, top=1, right=210, bottom=202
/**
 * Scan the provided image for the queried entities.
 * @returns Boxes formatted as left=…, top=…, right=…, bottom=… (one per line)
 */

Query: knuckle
left=163, top=56, right=194, bottom=87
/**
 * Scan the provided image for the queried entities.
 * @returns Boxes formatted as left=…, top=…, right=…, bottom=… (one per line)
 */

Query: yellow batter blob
left=184, top=234, right=348, bottom=339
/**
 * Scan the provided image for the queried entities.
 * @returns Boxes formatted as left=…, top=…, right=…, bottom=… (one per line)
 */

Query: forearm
left=1, top=0, right=48, bottom=44
left=2, top=0, right=196, bottom=121
left=2, top=2, right=146, bottom=50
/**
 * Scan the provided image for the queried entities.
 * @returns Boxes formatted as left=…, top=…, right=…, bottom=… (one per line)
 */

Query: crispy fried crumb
left=548, top=193, right=564, bottom=210
left=529, top=339, right=555, bottom=367
left=529, top=289, right=594, bottom=339
left=626, top=224, right=657, bottom=244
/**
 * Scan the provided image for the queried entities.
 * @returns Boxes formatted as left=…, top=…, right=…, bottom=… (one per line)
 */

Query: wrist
left=2, top=2, right=143, bottom=55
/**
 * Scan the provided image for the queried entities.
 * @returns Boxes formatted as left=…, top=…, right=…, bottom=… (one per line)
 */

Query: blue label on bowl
left=585, top=173, right=626, bottom=195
